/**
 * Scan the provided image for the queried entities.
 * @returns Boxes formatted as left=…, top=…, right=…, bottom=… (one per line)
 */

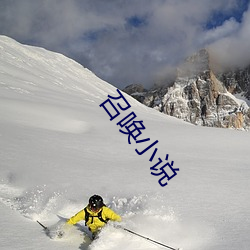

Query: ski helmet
left=89, top=195, right=104, bottom=210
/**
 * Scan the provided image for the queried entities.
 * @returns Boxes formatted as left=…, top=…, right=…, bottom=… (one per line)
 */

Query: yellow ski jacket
left=67, top=206, right=121, bottom=233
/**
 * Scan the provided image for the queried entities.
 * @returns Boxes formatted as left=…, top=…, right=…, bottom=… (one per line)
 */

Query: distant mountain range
left=123, top=49, right=250, bottom=130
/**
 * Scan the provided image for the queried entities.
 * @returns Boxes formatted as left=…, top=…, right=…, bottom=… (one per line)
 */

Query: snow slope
left=0, top=36, right=249, bottom=250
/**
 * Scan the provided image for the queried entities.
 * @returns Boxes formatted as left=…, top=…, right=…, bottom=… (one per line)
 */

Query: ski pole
left=37, top=220, right=48, bottom=231
left=122, top=227, right=180, bottom=250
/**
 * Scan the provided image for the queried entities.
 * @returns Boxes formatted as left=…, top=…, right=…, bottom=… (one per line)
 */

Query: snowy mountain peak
left=177, top=48, right=210, bottom=78
left=124, top=49, right=250, bottom=130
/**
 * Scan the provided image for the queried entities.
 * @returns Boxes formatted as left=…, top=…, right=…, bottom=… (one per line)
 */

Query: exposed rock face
left=123, top=84, right=147, bottom=103
left=217, top=66, right=250, bottom=99
left=123, top=49, right=250, bottom=130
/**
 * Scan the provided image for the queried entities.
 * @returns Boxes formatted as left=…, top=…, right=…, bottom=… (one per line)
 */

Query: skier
left=66, top=194, right=122, bottom=239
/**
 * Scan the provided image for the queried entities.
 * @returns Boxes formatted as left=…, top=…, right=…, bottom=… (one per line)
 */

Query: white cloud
left=209, top=5, right=250, bottom=68
left=200, top=18, right=240, bottom=45
left=0, top=0, right=249, bottom=88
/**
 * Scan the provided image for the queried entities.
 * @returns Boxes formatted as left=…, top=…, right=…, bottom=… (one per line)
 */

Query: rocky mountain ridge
left=123, top=49, right=250, bottom=130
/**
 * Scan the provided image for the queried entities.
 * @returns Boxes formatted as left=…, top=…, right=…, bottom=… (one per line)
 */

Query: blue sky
left=205, top=0, right=249, bottom=28
left=0, top=0, right=249, bottom=88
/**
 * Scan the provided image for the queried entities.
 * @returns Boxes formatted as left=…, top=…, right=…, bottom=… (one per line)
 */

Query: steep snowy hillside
left=0, top=36, right=250, bottom=250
